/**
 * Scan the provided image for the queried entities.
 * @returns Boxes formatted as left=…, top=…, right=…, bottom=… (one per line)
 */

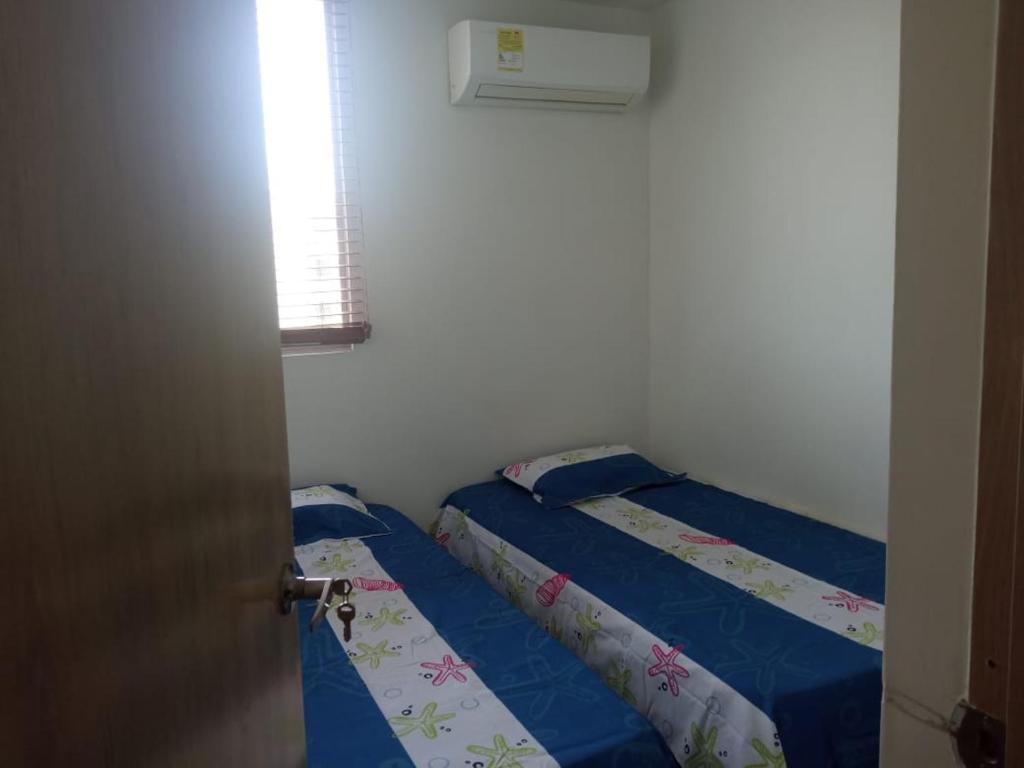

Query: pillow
left=498, top=445, right=683, bottom=509
left=291, top=484, right=390, bottom=545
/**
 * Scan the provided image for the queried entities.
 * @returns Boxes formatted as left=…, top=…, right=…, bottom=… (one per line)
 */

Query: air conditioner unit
left=448, top=20, right=650, bottom=112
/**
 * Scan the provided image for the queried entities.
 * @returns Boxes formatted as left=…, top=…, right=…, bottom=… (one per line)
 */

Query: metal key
left=335, top=579, right=355, bottom=641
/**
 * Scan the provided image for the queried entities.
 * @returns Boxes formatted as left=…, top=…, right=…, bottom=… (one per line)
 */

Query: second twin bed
left=433, top=446, right=886, bottom=768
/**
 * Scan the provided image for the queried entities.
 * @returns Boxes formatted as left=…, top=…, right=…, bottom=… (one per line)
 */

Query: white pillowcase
left=291, top=485, right=368, bottom=514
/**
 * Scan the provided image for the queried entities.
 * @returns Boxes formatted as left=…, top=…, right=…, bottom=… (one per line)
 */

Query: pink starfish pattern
left=352, top=576, right=403, bottom=592
left=822, top=590, right=879, bottom=613
left=505, top=461, right=533, bottom=479
left=679, top=533, right=733, bottom=546
left=420, top=655, right=474, bottom=686
left=647, top=643, right=690, bottom=696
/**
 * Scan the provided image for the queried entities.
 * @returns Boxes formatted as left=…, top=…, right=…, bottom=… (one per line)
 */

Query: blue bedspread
left=442, top=479, right=886, bottom=768
left=296, top=503, right=674, bottom=768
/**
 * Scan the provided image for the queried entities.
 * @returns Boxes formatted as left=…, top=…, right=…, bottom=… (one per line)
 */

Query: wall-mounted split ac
left=448, top=20, right=650, bottom=112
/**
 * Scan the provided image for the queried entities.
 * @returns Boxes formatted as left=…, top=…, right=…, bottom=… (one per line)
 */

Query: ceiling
left=571, top=0, right=668, bottom=9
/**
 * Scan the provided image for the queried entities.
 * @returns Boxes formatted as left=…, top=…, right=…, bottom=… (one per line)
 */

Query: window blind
left=258, top=0, right=369, bottom=347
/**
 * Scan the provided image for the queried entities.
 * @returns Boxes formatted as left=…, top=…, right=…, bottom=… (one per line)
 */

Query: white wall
left=283, top=0, right=652, bottom=526
left=882, top=0, right=997, bottom=764
left=280, top=0, right=1003, bottom=762
left=647, top=0, right=900, bottom=540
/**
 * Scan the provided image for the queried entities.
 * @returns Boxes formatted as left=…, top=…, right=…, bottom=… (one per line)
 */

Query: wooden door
left=0, top=2, right=305, bottom=766
left=969, top=0, right=1024, bottom=764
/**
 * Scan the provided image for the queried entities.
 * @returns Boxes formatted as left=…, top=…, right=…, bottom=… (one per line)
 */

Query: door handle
left=279, top=563, right=354, bottom=635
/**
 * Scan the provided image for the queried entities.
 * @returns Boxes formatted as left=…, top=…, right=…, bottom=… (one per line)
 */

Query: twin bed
left=293, top=447, right=886, bottom=768
left=293, top=487, right=672, bottom=767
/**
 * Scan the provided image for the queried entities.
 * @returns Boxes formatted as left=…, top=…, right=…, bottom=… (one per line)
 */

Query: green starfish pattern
left=726, top=553, right=770, bottom=575
left=662, top=544, right=705, bottom=563
left=491, top=542, right=512, bottom=576
left=746, top=737, right=786, bottom=768
left=318, top=539, right=361, bottom=556
left=547, top=617, right=563, bottom=643
left=605, top=662, right=637, bottom=706
left=388, top=702, right=455, bottom=740
left=505, top=578, right=526, bottom=608
left=849, top=621, right=883, bottom=646
left=471, top=552, right=485, bottom=576
left=621, top=507, right=667, bottom=533
left=638, top=519, right=668, bottom=533
left=575, top=603, right=601, bottom=655
left=746, top=580, right=792, bottom=602
left=453, top=509, right=470, bottom=537
left=359, top=606, right=408, bottom=632
left=466, top=734, right=537, bottom=768
left=560, top=451, right=588, bottom=465
left=351, top=639, right=400, bottom=670
left=621, top=507, right=651, bottom=521
left=685, top=723, right=724, bottom=768
left=314, top=553, right=355, bottom=574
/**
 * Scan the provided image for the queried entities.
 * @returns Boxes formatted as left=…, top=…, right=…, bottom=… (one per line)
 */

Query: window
left=256, top=0, right=369, bottom=347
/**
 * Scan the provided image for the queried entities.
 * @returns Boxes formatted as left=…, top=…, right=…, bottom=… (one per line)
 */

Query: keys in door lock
left=334, top=578, right=356, bottom=641
left=279, top=563, right=356, bottom=638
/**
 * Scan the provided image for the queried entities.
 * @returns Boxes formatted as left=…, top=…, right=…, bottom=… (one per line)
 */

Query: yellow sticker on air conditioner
left=497, top=27, right=524, bottom=72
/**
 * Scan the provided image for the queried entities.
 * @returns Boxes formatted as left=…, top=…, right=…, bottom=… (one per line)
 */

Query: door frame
left=969, top=0, right=1024, bottom=762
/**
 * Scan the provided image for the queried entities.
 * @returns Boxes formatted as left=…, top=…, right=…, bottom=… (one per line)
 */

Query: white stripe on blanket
left=294, top=537, right=559, bottom=768
left=571, top=495, right=885, bottom=651
left=434, top=506, right=786, bottom=768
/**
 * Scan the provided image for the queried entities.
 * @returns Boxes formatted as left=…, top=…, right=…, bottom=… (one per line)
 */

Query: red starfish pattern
left=420, top=655, right=474, bottom=686
left=822, top=590, right=879, bottom=613
left=647, top=643, right=690, bottom=696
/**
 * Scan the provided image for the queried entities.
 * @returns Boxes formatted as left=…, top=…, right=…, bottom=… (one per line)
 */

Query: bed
left=292, top=485, right=674, bottom=768
left=434, top=456, right=886, bottom=768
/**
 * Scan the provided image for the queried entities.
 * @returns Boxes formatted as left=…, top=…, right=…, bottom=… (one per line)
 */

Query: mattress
left=435, top=478, right=886, bottom=768
left=295, top=501, right=674, bottom=768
